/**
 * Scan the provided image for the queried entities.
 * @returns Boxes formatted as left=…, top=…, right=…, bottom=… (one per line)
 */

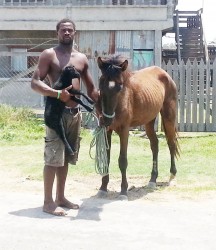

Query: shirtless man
left=31, top=18, right=99, bottom=216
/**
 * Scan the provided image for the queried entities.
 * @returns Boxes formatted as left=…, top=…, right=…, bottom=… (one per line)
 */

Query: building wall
left=0, top=4, right=174, bottom=31
left=0, top=29, right=161, bottom=76
left=76, top=30, right=156, bottom=68
left=0, top=1, right=177, bottom=68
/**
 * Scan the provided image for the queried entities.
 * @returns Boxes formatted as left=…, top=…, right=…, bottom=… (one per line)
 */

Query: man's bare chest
left=52, top=52, right=84, bottom=72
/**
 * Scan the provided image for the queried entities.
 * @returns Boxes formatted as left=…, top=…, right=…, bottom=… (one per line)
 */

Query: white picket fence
left=162, top=59, right=216, bottom=132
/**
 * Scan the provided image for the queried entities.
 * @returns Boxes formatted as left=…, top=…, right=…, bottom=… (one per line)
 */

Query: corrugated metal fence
left=0, top=51, right=216, bottom=132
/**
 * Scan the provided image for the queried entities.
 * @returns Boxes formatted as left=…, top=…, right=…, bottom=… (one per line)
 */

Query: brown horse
left=97, top=54, right=179, bottom=199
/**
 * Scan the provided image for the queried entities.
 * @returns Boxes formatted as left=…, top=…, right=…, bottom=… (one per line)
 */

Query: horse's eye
left=116, top=84, right=123, bottom=92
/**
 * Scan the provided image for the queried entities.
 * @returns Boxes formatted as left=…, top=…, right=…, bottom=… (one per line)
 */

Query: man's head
left=56, top=19, right=76, bottom=46
left=56, top=18, right=76, bottom=32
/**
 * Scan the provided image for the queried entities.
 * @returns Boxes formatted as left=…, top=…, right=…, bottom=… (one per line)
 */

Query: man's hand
left=59, top=85, right=73, bottom=102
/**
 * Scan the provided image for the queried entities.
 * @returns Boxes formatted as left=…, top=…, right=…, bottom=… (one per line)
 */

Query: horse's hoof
left=96, top=190, right=108, bottom=198
left=118, top=195, right=128, bottom=201
left=168, top=174, right=177, bottom=187
left=147, top=182, right=157, bottom=189
left=168, top=174, right=177, bottom=186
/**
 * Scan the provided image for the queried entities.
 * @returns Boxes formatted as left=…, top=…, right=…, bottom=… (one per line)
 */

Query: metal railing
left=1, top=0, right=172, bottom=6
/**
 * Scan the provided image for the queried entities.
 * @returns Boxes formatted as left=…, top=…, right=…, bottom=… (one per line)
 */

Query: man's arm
left=31, top=50, right=57, bottom=97
left=31, top=50, right=72, bottom=102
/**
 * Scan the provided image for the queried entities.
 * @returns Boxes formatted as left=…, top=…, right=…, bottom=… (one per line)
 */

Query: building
left=0, top=0, right=178, bottom=107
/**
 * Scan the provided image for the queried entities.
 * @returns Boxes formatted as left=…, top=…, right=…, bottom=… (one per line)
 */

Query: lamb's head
left=57, top=66, right=80, bottom=89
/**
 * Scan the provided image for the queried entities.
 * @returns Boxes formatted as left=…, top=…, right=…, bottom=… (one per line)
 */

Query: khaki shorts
left=44, top=109, right=82, bottom=167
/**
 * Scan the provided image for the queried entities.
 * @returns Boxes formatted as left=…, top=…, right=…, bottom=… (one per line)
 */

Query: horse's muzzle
left=103, top=116, right=113, bottom=127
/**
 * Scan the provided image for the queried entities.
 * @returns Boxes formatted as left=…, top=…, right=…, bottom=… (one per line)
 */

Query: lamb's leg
left=58, top=119, right=76, bottom=155
left=69, top=89, right=94, bottom=105
left=71, top=96, right=93, bottom=112
left=79, top=93, right=94, bottom=105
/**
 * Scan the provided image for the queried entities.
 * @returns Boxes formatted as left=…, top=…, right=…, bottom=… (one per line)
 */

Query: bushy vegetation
left=0, top=104, right=44, bottom=143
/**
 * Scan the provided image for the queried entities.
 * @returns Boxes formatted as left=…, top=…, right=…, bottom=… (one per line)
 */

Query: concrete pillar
left=154, top=30, right=162, bottom=67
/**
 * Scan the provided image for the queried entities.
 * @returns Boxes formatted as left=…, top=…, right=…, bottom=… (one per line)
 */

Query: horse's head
left=97, top=55, right=128, bottom=126
left=57, top=66, right=80, bottom=89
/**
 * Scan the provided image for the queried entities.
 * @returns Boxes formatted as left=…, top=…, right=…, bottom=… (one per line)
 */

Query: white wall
left=0, top=5, right=173, bottom=31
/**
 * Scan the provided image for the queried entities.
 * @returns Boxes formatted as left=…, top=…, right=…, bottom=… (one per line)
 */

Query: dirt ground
left=1, top=171, right=216, bottom=250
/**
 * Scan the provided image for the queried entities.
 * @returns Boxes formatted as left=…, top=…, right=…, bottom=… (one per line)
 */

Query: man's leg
left=43, top=165, right=67, bottom=216
left=55, top=162, right=79, bottom=209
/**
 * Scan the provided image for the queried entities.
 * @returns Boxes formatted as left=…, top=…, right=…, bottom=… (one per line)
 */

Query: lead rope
left=85, top=112, right=109, bottom=176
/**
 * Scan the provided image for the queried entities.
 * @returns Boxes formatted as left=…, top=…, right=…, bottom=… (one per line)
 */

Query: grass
left=0, top=104, right=216, bottom=195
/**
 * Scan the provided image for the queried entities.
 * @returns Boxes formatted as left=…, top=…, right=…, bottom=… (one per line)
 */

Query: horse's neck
left=116, top=85, right=131, bottom=111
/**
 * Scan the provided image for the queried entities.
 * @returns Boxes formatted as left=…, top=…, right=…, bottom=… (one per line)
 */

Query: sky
left=176, top=0, right=215, bottom=42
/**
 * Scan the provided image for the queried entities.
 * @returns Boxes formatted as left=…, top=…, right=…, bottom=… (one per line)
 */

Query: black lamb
left=44, top=66, right=94, bottom=155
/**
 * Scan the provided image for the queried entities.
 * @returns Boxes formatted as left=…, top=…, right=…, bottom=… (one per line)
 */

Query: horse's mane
left=101, top=54, right=126, bottom=64
left=100, top=54, right=131, bottom=79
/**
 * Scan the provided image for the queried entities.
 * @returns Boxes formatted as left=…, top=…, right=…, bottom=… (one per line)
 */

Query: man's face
left=57, top=22, right=76, bottom=45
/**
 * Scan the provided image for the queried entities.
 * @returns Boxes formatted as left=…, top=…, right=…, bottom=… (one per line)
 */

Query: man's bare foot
left=43, top=201, right=67, bottom=216
left=55, top=197, right=79, bottom=210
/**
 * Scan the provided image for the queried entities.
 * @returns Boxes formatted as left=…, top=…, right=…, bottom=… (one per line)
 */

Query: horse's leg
left=118, top=127, right=129, bottom=198
left=160, top=105, right=178, bottom=186
left=145, top=119, right=159, bottom=189
left=97, top=129, right=112, bottom=197
left=162, top=119, right=178, bottom=186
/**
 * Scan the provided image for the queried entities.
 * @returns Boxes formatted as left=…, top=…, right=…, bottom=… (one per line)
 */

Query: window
left=11, top=48, right=27, bottom=72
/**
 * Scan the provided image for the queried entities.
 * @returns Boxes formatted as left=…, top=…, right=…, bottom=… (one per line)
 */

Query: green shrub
left=0, top=104, right=44, bottom=143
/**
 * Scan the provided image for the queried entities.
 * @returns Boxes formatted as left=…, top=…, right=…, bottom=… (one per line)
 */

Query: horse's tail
left=161, top=117, right=181, bottom=159
left=159, top=70, right=180, bottom=158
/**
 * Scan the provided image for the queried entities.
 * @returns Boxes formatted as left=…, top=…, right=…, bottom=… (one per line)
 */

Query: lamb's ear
left=120, top=60, right=128, bottom=71
left=97, top=57, right=104, bottom=69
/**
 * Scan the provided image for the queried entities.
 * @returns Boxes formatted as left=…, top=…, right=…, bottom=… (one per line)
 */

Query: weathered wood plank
left=198, top=59, right=205, bottom=131
left=205, top=60, right=211, bottom=131
left=185, top=60, right=192, bottom=131
left=212, top=61, right=216, bottom=131
left=192, top=59, right=198, bottom=131
left=179, top=60, right=185, bottom=131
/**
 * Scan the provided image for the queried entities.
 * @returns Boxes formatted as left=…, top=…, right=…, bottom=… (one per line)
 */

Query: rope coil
left=86, top=112, right=109, bottom=176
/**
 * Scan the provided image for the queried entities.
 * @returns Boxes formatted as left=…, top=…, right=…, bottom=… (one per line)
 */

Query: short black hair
left=56, top=18, right=76, bottom=32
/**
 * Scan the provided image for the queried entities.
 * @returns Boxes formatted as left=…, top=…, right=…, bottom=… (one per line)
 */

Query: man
left=31, top=18, right=99, bottom=216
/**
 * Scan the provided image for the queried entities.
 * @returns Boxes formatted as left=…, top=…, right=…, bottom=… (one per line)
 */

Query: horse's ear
left=120, top=60, right=128, bottom=71
left=97, top=57, right=103, bottom=69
